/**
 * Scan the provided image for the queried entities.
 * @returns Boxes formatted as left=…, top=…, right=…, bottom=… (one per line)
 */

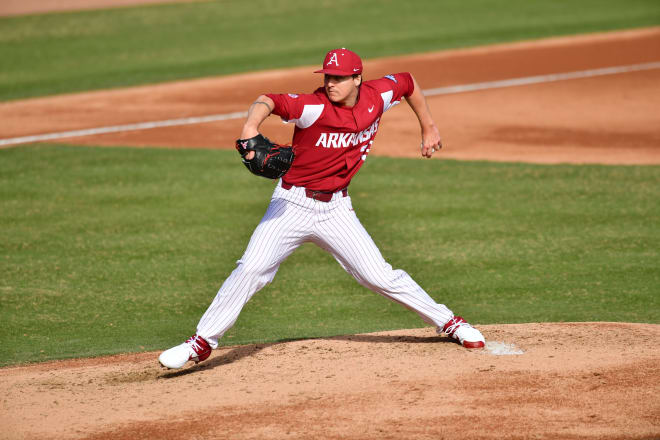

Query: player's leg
left=314, top=195, right=485, bottom=348
left=159, top=193, right=312, bottom=368
left=314, top=198, right=452, bottom=327
left=197, top=194, right=315, bottom=347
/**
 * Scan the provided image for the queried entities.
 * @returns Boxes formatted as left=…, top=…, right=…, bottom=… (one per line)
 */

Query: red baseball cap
left=314, top=48, right=363, bottom=76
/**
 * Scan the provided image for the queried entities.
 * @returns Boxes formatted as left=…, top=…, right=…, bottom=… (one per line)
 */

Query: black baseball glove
left=235, top=134, right=295, bottom=179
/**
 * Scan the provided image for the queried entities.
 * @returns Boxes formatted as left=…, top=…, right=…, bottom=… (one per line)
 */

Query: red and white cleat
left=158, top=334, right=212, bottom=369
left=440, top=316, right=485, bottom=349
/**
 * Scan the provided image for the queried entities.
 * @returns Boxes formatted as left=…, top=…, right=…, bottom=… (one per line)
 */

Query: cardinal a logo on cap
left=314, top=48, right=362, bottom=75
left=327, top=53, right=339, bottom=66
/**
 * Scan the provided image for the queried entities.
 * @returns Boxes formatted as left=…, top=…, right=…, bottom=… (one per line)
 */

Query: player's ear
left=352, top=74, right=362, bottom=87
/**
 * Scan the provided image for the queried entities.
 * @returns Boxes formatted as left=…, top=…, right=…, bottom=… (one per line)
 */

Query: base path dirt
left=0, top=0, right=200, bottom=17
left=1, top=323, right=659, bottom=440
left=1, top=28, right=659, bottom=164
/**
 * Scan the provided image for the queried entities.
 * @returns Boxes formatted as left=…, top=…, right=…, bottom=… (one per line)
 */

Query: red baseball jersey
left=266, top=72, right=414, bottom=192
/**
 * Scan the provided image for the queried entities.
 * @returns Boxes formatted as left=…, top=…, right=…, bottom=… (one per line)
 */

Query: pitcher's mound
left=2, top=322, right=658, bottom=439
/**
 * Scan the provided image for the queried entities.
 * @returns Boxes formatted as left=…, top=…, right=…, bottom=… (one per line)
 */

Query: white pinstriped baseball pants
left=196, top=180, right=454, bottom=348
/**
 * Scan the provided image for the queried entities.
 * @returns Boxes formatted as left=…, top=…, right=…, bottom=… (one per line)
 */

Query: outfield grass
left=1, top=145, right=658, bottom=366
left=0, top=0, right=659, bottom=101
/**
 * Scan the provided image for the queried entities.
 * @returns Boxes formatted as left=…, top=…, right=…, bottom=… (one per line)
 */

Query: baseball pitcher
left=159, top=48, right=485, bottom=369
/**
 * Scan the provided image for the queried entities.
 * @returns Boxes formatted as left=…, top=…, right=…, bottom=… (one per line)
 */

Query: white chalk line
left=1, top=62, right=659, bottom=148
left=423, top=61, right=660, bottom=96
left=0, top=111, right=248, bottom=148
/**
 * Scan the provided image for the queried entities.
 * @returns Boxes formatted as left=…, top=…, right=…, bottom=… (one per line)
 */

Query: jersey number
left=361, top=141, right=373, bottom=161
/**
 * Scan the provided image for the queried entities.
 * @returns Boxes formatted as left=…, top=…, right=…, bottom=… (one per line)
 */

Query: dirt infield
left=2, top=324, right=659, bottom=439
left=2, top=28, right=659, bottom=164
left=1, top=26, right=660, bottom=440
left=0, top=0, right=200, bottom=17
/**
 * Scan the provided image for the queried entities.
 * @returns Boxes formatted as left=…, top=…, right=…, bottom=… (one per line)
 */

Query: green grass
left=0, top=0, right=659, bottom=101
left=1, top=145, right=658, bottom=366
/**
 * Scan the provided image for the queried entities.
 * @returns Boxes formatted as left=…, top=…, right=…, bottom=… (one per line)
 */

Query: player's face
left=324, top=74, right=361, bottom=106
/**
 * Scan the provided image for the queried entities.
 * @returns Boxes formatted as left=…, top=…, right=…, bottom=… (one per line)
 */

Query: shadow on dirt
left=330, top=334, right=455, bottom=344
left=158, top=332, right=457, bottom=378
left=158, top=343, right=272, bottom=379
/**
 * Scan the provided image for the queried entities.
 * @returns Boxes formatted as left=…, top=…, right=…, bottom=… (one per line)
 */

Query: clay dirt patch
left=0, top=0, right=201, bottom=17
left=1, top=323, right=659, bottom=439
left=1, top=28, right=659, bottom=164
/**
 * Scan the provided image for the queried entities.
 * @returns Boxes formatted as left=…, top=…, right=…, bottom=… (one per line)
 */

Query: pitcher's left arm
left=405, top=75, right=443, bottom=159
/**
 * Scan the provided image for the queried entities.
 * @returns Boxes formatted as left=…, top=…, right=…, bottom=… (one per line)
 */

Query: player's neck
left=333, top=88, right=359, bottom=108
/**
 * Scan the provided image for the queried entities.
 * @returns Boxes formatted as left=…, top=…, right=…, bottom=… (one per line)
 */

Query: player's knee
left=235, top=260, right=278, bottom=283
left=358, top=266, right=405, bottom=291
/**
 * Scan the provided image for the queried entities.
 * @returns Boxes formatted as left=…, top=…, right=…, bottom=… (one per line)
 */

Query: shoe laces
left=444, top=317, right=471, bottom=336
left=186, top=335, right=207, bottom=354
